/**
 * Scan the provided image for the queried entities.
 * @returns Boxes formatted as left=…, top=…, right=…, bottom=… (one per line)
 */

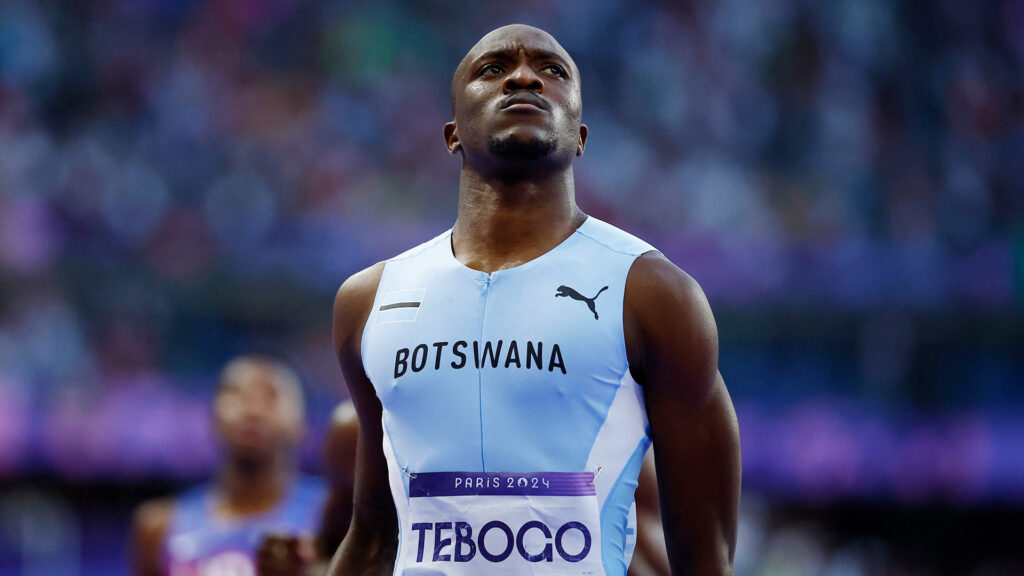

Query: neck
left=453, top=166, right=585, bottom=273
left=214, top=452, right=292, bottom=517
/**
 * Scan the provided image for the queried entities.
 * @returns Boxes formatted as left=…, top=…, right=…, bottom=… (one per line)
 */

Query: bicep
left=646, top=373, right=740, bottom=575
left=626, top=254, right=741, bottom=575
left=330, top=263, right=397, bottom=550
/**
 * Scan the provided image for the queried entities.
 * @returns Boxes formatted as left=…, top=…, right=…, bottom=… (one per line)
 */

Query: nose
left=503, top=62, right=544, bottom=93
left=241, top=402, right=268, bottom=424
left=240, top=393, right=273, bottom=422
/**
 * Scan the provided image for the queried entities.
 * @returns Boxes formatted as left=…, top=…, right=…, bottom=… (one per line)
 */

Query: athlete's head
left=445, top=24, right=587, bottom=177
left=213, top=355, right=305, bottom=466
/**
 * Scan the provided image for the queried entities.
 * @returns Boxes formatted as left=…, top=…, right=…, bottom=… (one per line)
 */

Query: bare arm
left=625, top=252, right=741, bottom=576
left=325, top=262, right=398, bottom=576
left=130, top=499, right=172, bottom=576
left=317, top=401, right=359, bottom=558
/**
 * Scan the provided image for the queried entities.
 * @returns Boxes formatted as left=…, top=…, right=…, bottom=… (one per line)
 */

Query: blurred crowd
left=0, top=0, right=1020, bottom=462
left=1, top=0, right=1023, bottom=573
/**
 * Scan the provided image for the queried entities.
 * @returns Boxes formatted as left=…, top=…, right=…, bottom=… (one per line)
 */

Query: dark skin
left=257, top=402, right=669, bottom=575
left=131, top=357, right=308, bottom=576
left=316, top=403, right=360, bottom=560
left=632, top=451, right=673, bottom=576
left=328, top=24, right=741, bottom=576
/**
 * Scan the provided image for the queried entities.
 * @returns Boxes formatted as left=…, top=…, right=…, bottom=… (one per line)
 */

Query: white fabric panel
left=585, top=370, right=649, bottom=508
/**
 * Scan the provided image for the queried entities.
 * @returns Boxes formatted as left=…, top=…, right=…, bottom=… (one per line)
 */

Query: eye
left=543, top=64, right=567, bottom=78
left=479, top=63, right=504, bottom=77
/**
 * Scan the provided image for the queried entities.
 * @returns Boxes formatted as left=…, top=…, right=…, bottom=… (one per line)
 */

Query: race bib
left=399, top=471, right=604, bottom=575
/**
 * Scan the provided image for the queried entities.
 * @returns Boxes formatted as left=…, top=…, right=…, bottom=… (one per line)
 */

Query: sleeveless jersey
left=162, top=475, right=326, bottom=576
left=361, top=217, right=656, bottom=575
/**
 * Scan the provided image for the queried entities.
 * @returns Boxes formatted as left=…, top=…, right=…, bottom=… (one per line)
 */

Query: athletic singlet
left=361, top=217, right=655, bottom=575
left=162, top=475, right=326, bottom=576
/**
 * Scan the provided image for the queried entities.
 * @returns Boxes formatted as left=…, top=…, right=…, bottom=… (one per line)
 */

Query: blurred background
left=0, top=0, right=1022, bottom=574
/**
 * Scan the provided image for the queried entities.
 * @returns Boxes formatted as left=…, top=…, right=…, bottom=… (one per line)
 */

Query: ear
left=444, top=121, right=461, bottom=154
left=576, top=124, right=588, bottom=157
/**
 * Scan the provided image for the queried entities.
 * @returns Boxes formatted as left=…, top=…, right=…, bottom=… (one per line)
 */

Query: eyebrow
left=471, top=48, right=573, bottom=72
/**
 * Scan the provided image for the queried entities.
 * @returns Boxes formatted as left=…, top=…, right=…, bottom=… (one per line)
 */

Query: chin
left=487, top=133, right=558, bottom=161
left=227, top=437, right=276, bottom=461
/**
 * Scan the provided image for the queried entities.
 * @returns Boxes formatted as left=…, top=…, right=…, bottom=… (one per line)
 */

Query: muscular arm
left=625, top=252, right=741, bottom=576
left=130, top=499, right=172, bottom=576
left=325, top=262, right=398, bottom=576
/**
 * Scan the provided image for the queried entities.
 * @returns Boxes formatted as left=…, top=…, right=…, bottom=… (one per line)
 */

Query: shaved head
left=450, top=24, right=580, bottom=115
left=217, top=355, right=305, bottom=419
left=444, top=23, right=587, bottom=178
left=214, top=354, right=306, bottom=463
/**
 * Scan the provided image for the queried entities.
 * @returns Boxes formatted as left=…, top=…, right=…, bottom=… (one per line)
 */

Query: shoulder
left=132, top=497, right=175, bottom=547
left=131, top=497, right=177, bottom=575
left=575, top=216, right=655, bottom=258
left=326, top=400, right=359, bottom=456
left=335, top=262, right=387, bottom=310
left=324, top=401, right=359, bottom=486
left=389, top=228, right=453, bottom=262
left=333, top=262, right=386, bottom=349
left=625, top=252, right=712, bottom=319
left=332, top=228, right=451, bottom=322
left=624, top=252, right=718, bottom=400
left=329, top=400, right=359, bottom=437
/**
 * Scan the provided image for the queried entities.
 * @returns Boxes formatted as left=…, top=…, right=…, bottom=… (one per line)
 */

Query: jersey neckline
left=445, top=215, right=593, bottom=279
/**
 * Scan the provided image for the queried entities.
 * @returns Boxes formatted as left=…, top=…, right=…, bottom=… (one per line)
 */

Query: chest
left=362, top=259, right=634, bottom=472
left=365, top=262, right=626, bottom=389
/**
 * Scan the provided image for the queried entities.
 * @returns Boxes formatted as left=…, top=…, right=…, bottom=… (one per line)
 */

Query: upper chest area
left=369, top=234, right=636, bottom=340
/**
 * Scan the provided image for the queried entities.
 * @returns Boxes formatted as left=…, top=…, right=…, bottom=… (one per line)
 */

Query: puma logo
left=555, top=285, right=609, bottom=320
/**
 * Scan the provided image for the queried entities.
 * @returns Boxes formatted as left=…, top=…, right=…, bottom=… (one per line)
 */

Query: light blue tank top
left=162, top=475, right=326, bottom=575
left=362, top=217, right=656, bottom=575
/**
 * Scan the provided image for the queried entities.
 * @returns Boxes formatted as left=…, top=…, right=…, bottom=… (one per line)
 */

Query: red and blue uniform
left=162, top=476, right=326, bottom=576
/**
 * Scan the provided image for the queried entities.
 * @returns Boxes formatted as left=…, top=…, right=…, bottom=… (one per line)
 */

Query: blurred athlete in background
left=258, top=402, right=358, bottom=576
left=257, top=402, right=670, bottom=575
left=131, top=355, right=326, bottom=576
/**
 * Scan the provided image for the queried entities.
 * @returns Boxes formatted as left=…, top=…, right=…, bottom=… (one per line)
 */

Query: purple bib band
left=409, top=471, right=596, bottom=498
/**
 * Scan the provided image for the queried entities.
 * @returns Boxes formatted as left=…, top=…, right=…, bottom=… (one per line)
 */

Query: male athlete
left=328, top=24, right=741, bottom=575
left=132, top=355, right=326, bottom=576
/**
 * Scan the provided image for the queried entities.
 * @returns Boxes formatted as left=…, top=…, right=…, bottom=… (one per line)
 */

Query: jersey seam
left=382, top=425, right=407, bottom=576
left=574, top=226, right=656, bottom=259
left=476, top=277, right=490, bottom=471
left=388, top=229, right=452, bottom=262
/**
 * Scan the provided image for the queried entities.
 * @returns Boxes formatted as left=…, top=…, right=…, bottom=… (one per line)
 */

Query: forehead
left=471, top=26, right=569, bottom=59
left=219, top=360, right=297, bottom=399
left=460, top=25, right=576, bottom=75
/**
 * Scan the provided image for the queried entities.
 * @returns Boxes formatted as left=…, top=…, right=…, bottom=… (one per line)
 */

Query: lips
left=500, top=93, right=548, bottom=111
